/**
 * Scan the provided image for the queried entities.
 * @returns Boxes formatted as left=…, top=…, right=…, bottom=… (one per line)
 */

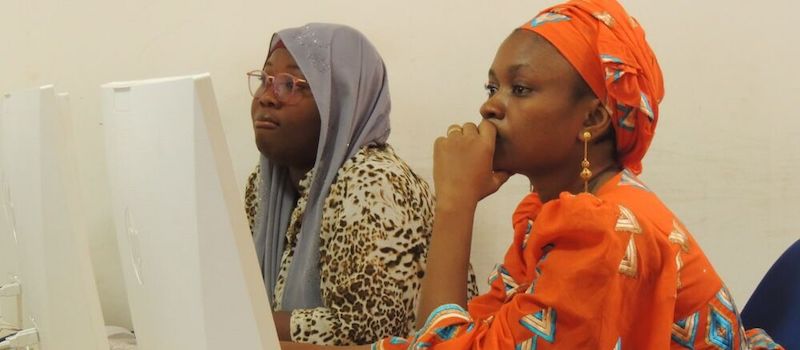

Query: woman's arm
left=416, top=121, right=510, bottom=328
left=272, top=311, right=292, bottom=340
left=415, top=199, right=476, bottom=328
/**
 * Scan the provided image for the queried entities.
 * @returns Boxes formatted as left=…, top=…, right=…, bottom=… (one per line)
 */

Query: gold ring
left=447, top=126, right=462, bottom=136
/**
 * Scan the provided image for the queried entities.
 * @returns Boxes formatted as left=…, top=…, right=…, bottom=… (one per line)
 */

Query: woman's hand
left=434, top=121, right=511, bottom=208
left=273, top=311, right=292, bottom=340
left=416, top=121, right=511, bottom=324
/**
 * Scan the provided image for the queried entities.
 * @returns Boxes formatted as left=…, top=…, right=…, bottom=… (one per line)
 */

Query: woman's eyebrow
left=508, top=63, right=532, bottom=76
left=488, top=63, right=535, bottom=80
left=263, top=61, right=303, bottom=72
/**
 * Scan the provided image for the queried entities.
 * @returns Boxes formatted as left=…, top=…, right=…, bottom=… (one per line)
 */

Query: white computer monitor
left=0, top=92, right=21, bottom=330
left=0, top=86, right=109, bottom=349
left=101, top=73, right=279, bottom=349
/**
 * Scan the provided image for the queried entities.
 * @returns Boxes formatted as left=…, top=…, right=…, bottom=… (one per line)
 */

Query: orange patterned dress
left=374, top=170, right=782, bottom=349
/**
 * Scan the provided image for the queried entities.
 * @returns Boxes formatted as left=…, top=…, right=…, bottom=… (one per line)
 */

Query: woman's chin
left=256, top=141, right=279, bottom=160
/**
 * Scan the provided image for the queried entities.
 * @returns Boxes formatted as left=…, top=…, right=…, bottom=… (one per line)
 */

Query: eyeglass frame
left=246, top=70, right=310, bottom=105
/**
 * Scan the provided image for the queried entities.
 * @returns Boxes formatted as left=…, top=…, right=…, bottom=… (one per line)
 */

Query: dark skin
left=279, top=29, right=620, bottom=350
left=251, top=47, right=321, bottom=341
left=252, top=47, right=322, bottom=194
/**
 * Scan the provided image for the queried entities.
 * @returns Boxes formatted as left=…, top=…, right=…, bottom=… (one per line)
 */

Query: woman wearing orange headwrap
left=281, top=0, right=783, bottom=349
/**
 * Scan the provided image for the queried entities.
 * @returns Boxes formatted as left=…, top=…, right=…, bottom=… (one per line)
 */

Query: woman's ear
left=579, top=99, right=612, bottom=142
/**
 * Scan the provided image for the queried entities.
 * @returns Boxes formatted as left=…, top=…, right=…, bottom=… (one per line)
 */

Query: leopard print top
left=245, top=144, right=478, bottom=345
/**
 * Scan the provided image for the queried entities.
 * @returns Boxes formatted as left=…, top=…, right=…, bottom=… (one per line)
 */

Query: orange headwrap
left=519, top=0, right=664, bottom=175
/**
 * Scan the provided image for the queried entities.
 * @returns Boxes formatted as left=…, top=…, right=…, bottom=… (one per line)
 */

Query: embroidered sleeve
left=289, top=158, right=435, bottom=345
left=377, top=194, right=666, bottom=349
left=244, top=165, right=260, bottom=234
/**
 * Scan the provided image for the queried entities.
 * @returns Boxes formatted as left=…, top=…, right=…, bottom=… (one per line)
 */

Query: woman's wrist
left=435, top=192, right=479, bottom=213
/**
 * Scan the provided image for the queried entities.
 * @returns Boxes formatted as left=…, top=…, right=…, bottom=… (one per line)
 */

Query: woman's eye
left=484, top=84, right=498, bottom=97
left=512, top=85, right=532, bottom=96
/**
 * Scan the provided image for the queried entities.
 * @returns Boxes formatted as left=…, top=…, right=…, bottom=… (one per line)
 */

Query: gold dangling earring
left=580, top=131, right=592, bottom=193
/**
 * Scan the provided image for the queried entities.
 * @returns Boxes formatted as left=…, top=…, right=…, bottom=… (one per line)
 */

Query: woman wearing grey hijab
left=244, top=23, right=453, bottom=345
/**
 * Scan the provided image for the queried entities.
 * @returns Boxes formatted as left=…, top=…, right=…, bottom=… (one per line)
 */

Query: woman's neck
left=530, top=141, right=620, bottom=203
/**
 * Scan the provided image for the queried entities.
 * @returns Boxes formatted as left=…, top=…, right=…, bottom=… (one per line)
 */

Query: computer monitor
left=0, top=92, right=21, bottom=330
left=101, top=73, right=279, bottom=349
left=0, top=86, right=109, bottom=349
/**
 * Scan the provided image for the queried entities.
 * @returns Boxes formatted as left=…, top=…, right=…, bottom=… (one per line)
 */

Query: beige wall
left=2, top=0, right=798, bottom=329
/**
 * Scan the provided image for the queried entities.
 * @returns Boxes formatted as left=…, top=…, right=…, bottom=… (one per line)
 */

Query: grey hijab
left=252, top=23, right=391, bottom=310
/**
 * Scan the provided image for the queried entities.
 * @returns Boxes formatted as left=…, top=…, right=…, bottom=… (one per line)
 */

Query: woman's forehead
left=491, top=31, right=575, bottom=80
left=265, top=48, right=306, bottom=77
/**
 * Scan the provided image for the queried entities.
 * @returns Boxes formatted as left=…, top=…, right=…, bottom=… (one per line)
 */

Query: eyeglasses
left=247, top=70, right=309, bottom=105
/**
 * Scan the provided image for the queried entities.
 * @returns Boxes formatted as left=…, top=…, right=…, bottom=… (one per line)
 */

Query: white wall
left=2, top=0, right=798, bottom=329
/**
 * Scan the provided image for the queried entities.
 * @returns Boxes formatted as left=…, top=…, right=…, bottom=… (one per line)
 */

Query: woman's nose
left=480, top=94, right=505, bottom=121
left=256, top=85, right=280, bottom=108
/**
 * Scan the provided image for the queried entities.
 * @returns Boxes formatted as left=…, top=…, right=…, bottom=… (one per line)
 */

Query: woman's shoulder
left=326, top=144, right=434, bottom=216
left=337, top=144, right=431, bottom=189
left=534, top=192, right=621, bottom=236
left=594, top=170, right=677, bottom=235
left=531, top=172, right=675, bottom=238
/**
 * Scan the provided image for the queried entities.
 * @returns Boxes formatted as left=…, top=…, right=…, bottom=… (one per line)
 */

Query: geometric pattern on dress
left=671, top=311, right=700, bottom=349
left=526, top=267, right=542, bottom=295
left=407, top=304, right=471, bottom=349
left=488, top=264, right=502, bottom=285
left=675, top=252, right=685, bottom=289
left=618, top=235, right=639, bottom=278
left=670, top=219, right=690, bottom=289
left=716, top=287, right=735, bottom=313
left=488, top=265, right=520, bottom=299
left=416, top=304, right=470, bottom=336
left=593, top=11, right=615, bottom=27
left=717, top=285, right=748, bottom=348
left=433, top=325, right=459, bottom=342
left=616, top=205, right=642, bottom=234
left=746, top=328, right=784, bottom=349
left=519, top=307, right=557, bottom=343
left=373, top=337, right=407, bottom=349
left=388, top=337, right=407, bottom=345
left=706, top=304, right=734, bottom=350
left=525, top=247, right=554, bottom=294
left=618, top=168, right=651, bottom=192
left=522, top=219, right=534, bottom=249
left=669, top=220, right=690, bottom=252
left=515, top=336, right=537, bottom=350
left=613, top=337, right=622, bottom=350
left=525, top=248, right=551, bottom=295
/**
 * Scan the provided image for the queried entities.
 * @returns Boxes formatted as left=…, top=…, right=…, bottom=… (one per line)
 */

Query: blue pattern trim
left=706, top=305, right=734, bottom=349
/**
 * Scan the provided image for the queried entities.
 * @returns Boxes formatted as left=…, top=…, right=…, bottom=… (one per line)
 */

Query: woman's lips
left=254, top=117, right=279, bottom=130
